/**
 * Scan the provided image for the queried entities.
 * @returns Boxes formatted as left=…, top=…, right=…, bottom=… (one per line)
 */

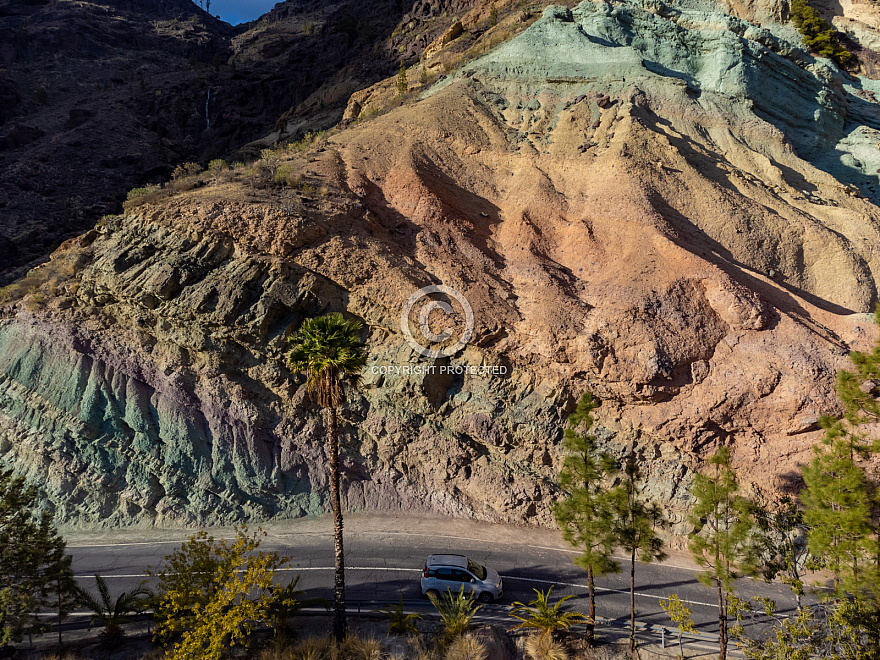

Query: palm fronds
left=509, top=588, right=585, bottom=640
left=76, top=574, right=152, bottom=639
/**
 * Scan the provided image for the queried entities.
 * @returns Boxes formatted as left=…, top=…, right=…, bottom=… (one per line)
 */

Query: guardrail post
left=661, top=628, right=665, bottom=648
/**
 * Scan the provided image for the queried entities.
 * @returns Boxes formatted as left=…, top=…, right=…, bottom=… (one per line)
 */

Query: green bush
left=124, top=183, right=167, bottom=210
left=790, top=0, right=852, bottom=66
left=172, top=162, right=203, bottom=180
left=207, top=158, right=227, bottom=172
left=274, top=164, right=298, bottom=187
left=126, top=184, right=161, bottom=201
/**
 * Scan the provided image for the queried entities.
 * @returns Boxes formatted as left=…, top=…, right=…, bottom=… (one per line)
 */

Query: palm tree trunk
left=586, top=565, right=596, bottom=646
left=717, top=578, right=726, bottom=660
left=629, top=548, right=636, bottom=651
left=328, top=404, right=347, bottom=643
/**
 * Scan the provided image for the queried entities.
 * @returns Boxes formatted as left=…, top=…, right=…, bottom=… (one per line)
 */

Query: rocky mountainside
left=2, top=0, right=880, bottom=537
left=0, top=0, right=468, bottom=285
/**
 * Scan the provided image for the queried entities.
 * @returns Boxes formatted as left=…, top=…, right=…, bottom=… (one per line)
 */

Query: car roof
left=426, top=554, right=468, bottom=568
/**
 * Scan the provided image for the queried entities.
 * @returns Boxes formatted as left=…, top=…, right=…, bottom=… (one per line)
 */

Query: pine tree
left=755, top=495, right=814, bottom=609
left=552, top=393, right=618, bottom=646
left=0, top=470, right=75, bottom=648
left=688, top=447, right=759, bottom=660
left=834, top=305, right=880, bottom=607
left=801, top=421, right=873, bottom=597
left=610, top=449, right=667, bottom=651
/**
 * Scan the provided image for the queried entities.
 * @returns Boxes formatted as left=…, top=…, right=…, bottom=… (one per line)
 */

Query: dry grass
left=524, top=635, right=568, bottom=660
left=0, top=253, right=78, bottom=309
left=444, top=634, right=487, bottom=660
left=338, top=634, right=384, bottom=660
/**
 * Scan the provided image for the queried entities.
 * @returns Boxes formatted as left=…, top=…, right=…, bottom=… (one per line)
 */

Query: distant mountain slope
left=0, top=0, right=472, bottom=284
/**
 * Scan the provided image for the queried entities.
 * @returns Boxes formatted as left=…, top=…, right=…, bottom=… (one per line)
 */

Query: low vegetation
left=375, top=596, right=421, bottom=635
left=509, top=588, right=584, bottom=640
left=0, top=252, right=78, bottom=310
left=148, top=527, right=295, bottom=660
left=790, top=0, right=852, bottom=67
left=76, top=575, right=152, bottom=639
left=427, top=586, right=482, bottom=645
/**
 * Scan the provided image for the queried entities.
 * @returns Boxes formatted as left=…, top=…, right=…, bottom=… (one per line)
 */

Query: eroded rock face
left=1, top=1, right=880, bottom=535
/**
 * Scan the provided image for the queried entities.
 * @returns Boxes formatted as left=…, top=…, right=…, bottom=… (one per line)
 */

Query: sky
left=206, top=0, right=280, bottom=25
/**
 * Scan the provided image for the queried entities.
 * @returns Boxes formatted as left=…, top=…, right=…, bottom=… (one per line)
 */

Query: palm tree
left=76, top=574, right=152, bottom=639
left=287, top=312, right=367, bottom=643
left=509, top=587, right=585, bottom=640
left=428, top=586, right=482, bottom=643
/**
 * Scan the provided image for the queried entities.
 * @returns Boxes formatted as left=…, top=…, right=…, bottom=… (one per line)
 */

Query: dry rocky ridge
left=2, top=0, right=880, bottom=539
left=0, top=0, right=468, bottom=284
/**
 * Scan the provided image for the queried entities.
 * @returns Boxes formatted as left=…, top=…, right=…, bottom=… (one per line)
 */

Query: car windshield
left=467, top=559, right=487, bottom=580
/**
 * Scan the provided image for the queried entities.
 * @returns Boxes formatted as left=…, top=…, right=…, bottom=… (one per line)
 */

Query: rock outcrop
left=1, top=1, right=880, bottom=537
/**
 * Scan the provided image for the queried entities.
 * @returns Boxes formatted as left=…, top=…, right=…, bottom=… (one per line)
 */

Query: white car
left=421, top=554, right=503, bottom=603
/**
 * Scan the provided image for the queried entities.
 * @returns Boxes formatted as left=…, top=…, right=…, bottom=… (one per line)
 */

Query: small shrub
left=407, top=635, right=439, bottom=660
left=170, top=176, right=200, bottom=193
left=304, top=21, right=316, bottom=36
left=95, top=214, right=117, bottom=231
left=126, top=184, right=161, bottom=201
left=790, top=0, right=852, bottom=66
left=339, top=635, right=382, bottom=660
left=445, top=635, right=487, bottom=660
left=489, top=5, right=498, bottom=27
left=172, top=162, right=202, bottom=179
left=289, top=636, right=332, bottom=660
left=275, top=163, right=298, bottom=187
left=232, top=161, right=245, bottom=169
left=420, top=65, right=429, bottom=85
left=523, top=635, right=568, bottom=660
left=375, top=596, right=421, bottom=635
left=397, top=61, right=408, bottom=96
left=207, top=158, right=228, bottom=172
left=286, top=137, right=308, bottom=153
left=428, top=586, right=481, bottom=643
left=24, top=291, right=46, bottom=311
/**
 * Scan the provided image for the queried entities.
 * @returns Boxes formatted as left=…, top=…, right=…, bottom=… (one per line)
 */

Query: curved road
left=64, top=514, right=799, bottom=637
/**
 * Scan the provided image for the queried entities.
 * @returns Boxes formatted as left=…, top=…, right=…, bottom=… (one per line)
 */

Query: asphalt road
left=64, top=514, right=801, bottom=640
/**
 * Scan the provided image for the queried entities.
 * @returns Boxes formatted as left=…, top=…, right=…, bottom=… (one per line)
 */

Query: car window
left=435, top=568, right=453, bottom=580
left=451, top=569, right=472, bottom=582
left=467, top=559, right=487, bottom=580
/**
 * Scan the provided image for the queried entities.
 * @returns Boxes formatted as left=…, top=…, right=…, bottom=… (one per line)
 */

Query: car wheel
left=426, top=589, right=440, bottom=600
left=478, top=592, right=493, bottom=603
